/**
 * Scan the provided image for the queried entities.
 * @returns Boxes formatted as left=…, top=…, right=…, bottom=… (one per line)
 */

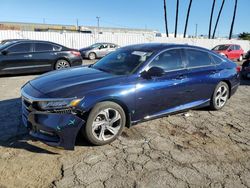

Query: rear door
left=183, top=48, right=218, bottom=104
left=32, top=42, right=61, bottom=71
left=1, top=42, right=33, bottom=73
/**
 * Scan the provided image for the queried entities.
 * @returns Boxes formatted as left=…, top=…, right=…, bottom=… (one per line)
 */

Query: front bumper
left=22, top=96, right=85, bottom=150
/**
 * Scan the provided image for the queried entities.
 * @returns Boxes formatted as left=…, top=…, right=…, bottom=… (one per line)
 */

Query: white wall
left=0, top=30, right=249, bottom=52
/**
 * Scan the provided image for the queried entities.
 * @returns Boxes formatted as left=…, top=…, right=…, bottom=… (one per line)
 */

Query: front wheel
left=83, top=102, right=126, bottom=145
left=88, top=52, right=96, bottom=60
left=210, top=82, right=229, bottom=110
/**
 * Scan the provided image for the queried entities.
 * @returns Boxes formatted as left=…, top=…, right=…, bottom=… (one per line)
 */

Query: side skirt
left=130, top=99, right=210, bottom=126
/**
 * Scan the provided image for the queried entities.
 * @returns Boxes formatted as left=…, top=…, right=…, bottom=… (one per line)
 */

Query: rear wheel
left=55, top=59, right=70, bottom=70
left=238, top=55, right=243, bottom=62
left=83, top=102, right=126, bottom=145
left=210, top=82, right=229, bottom=110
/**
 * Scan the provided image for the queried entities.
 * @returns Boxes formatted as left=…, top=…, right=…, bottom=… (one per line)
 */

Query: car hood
left=29, top=67, right=122, bottom=98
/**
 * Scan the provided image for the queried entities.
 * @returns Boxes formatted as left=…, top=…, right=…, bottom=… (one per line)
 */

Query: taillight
left=71, top=51, right=81, bottom=56
left=236, top=66, right=241, bottom=72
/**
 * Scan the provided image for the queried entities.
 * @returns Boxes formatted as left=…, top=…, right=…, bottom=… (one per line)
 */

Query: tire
left=210, top=82, right=229, bottom=110
left=88, top=52, right=96, bottom=60
left=54, top=59, right=70, bottom=70
left=238, top=55, right=243, bottom=62
left=83, top=101, right=126, bottom=145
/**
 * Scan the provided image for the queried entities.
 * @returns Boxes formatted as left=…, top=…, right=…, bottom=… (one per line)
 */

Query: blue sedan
left=21, top=43, right=240, bottom=149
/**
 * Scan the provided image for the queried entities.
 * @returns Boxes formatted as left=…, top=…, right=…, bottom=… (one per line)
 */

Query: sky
left=0, top=0, right=249, bottom=37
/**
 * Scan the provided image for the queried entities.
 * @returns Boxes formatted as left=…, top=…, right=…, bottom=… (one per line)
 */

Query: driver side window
left=148, top=49, right=184, bottom=72
left=99, top=44, right=108, bottom=49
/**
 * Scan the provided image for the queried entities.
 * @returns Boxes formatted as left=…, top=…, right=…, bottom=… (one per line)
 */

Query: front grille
left=47, top=108, right=73, bottom=114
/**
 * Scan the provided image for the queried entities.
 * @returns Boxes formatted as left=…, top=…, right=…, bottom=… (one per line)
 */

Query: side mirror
left=228, top=49, right=232, bottom=52
left=1, top=50, right=8, bottom=55
left=141, top=67, right=165, bottom=79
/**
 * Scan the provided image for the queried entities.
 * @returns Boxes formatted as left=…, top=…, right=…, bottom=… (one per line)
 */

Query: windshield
left=0, top=42, right=13, bottom=51
left=89, top=43, right=102, bottom=48
left=92, top=49, right=154, bottom=75
left=212, top=45, right=229, bottom=51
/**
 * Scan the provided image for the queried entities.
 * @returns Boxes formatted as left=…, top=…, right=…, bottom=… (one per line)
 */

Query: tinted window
left=8, top=43, right=31, bottom=53
left=212, top=45, right=229, bottom=51
left=35, top=43, right=59, bottom=52
left=186, top=49, right=213, bottom=68
left=235, top=45, right=241, bottom=50
left=149, top=49, right=184, bottom=71
left=109, top=44, right=116, bottom=48
left=99, top=44, right=108, bottom=49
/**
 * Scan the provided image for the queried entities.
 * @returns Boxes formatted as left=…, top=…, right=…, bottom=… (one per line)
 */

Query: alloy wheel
left=56, top=60, right=70, bottom=70
left=92, top=108, right=121, bottom=141
left=215, top=85, right=228, bottom=108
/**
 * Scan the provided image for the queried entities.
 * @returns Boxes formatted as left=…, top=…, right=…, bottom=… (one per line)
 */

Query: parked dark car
left=241, top=51, right=250, bottom=79
left=80, top=43, right=119, bottom=60
left=21, top=43, right=240, bottom=150
left=0, top=40, right=82, bottom=75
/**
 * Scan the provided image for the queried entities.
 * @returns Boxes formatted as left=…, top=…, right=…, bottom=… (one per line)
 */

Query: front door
left=1, top=42, right=33, bottom=73
left=134, top=49, right=188, bottom=121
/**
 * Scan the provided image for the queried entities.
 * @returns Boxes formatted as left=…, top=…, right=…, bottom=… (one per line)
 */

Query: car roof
left=1, top=39, right=66, bottom=48
left=121, top=43, right=210, bottom=53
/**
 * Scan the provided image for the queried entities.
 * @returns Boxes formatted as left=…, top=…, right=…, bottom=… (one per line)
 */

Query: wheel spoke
left=220, top=96, right=227, bottom=102
left=106, top=126, right=119, bottom=135
left=109, top=112, right=121, bottom=125
left=98, top=126, right=106, bottom=141
left=92, top=121, right=104, bottom=130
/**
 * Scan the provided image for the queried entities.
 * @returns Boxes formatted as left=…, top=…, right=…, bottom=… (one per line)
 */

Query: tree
left=212, top=0, right=225, bottom=39
left=208, top=0, right=216, bottom=39
left=174, top=0, right=179, bottom=38
left=239, top=32, right=250, bottom=40
left=183, top=0, right=193, bottom=38
left=163, top=0, right=169, bottom=37
left=229, top=0, right=238, bottom=39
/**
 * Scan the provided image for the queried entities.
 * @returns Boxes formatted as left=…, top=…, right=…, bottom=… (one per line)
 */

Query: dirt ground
left=0, top=61, right=250, bottom=188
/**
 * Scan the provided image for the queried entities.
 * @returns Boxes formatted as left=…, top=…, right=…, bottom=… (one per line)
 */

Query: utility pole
left=195, top=24, right=198, bottom=38
left=43, top=18, right=46, bottom=24
left=96, top=16, right=100, bottom=42
left=174, top=0, right=179, bottom=38
left=76, top=18, right=79, bottom=31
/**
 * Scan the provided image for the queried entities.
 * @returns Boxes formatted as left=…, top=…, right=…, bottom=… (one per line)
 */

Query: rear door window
left=149, top=49, right=184, bottom=72
left=34, top=43, right=60, bottom=52
left=7, top=43, right=32, bottom=53
left=185, top=49, right=213, bottom=68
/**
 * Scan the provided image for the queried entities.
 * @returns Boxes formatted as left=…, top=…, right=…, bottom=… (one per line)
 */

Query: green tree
left=239, top=32, right=250, bottom=40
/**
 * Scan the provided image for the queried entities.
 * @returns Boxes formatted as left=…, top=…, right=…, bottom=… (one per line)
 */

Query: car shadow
left=0, top=98, right=59, bottom=154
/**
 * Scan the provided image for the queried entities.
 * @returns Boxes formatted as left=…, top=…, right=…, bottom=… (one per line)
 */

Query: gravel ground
left=0, top=61, right=250, bottom=188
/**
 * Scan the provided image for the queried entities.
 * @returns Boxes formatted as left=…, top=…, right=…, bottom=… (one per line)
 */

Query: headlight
left=37, top=98, right=82, bottom=110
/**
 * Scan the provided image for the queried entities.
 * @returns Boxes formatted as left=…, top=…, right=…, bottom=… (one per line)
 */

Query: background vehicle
left=21, top=43, right=240, bottom=149
left=212, top=44, right=244, bottom=61
left=79, top=42, right=119, bottom=60
left=241, top=50, right=250, bottom=79
left=0, top=40, right=82, bottom=75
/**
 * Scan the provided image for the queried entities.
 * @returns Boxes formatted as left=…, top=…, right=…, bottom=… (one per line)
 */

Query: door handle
left=24, top=54, right=32, bottom=58
left=175, top=75, right=186, bottom=80
left=211, top=70, right=220, bottom=74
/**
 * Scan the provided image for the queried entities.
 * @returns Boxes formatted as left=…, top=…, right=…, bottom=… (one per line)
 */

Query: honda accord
left=21, top=43, right=240, bottom=150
